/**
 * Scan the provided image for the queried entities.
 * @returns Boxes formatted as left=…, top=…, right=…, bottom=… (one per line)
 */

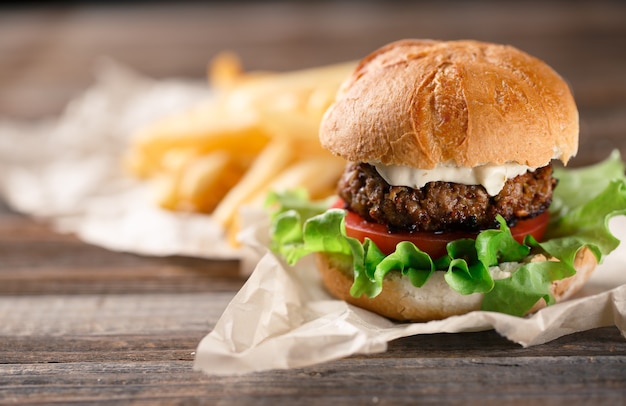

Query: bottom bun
left=314, top=247, right=597, bottom=322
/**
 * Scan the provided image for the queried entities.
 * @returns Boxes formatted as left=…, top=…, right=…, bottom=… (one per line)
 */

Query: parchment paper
left=194, top=208, right=626, bottom=375
left=0, top=60, right=239, bottom=259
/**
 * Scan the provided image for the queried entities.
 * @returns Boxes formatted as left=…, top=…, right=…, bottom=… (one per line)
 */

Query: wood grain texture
left=1, top=1, right=626, bottom=404
left=0, top=329, right=624, bottom=403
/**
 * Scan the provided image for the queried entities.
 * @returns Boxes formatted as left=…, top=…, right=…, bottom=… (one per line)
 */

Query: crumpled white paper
left=194, top=210, right=626, bottom=375
left=0, top=60, right=239, bottom=259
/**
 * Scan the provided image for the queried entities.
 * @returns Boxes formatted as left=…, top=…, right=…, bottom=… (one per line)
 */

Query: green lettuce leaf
left=481, top=261, right=576, bottom=316
left=267, top=189, right=338, bottom=264
left=374, top=241, right=435, bottom=292
left=550, top=149, right=625, bottom=219
left=350, top=238, right=387, bottom=298
left=267, top=151, right=626, bottom=317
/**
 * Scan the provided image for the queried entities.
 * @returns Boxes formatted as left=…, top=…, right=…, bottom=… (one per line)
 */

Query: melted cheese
left=373, top=162, right=535, bottom=196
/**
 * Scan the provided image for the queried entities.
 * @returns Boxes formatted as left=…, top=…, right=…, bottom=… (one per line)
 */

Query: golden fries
left=125, top=52, right=357, bottom=246
left=126, top=104, right=269, bottom=178
left=208, top=51, right=244, bottom=89
left=248, top=155, right=346, bottom=206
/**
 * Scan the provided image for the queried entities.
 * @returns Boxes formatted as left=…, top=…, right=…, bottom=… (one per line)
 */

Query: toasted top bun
left=319, top=39, right=579, bottom=169
left=315, top=247, right=597, bottom=322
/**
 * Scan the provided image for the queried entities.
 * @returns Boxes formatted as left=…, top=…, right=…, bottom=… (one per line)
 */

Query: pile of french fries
left=124, top=52, right=356, bottom=244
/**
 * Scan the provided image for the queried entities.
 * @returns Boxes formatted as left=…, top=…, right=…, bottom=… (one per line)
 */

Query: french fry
left=208, top=51, right=275, bottom=90
left=153, top=150, right=249, bottom=213
left=208, top=51, right=244, bottom=89
left=152, top=174, right=180, bottom=211
left=257, top=108, right=324, bottom=142
left=151, top=148, right=201, bottom=210
left=248, top=155, right=345, bottom=207
left=126, top=106, right=269, bottom=178
left=177, top=151, right=244, bottom=213
left=221, top=61, right=355, bottom=117
left=306, top=87, right=339, bottom=118
left=212, top=138, right=295, bottom=228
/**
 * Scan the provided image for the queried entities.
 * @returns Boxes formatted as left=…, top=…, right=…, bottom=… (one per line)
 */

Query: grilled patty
left=337, top=162, right=557, bottom=232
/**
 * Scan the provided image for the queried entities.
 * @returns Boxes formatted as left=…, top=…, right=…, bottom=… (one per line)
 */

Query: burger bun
left=320, top=39, right=579, bottom=169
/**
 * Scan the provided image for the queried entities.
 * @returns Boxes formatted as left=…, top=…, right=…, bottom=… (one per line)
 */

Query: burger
left=268, top=39, right=626, bottom=322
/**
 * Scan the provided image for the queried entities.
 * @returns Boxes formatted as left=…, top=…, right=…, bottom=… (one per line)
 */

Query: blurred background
left=1, top=0, right=625, bottom=164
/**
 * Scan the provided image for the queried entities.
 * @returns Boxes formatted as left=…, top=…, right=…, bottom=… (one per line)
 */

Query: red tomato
left=333, top=200, right=549, bottom=258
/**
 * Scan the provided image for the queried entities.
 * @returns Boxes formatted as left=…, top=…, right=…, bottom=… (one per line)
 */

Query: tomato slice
left=334, top=200, right=549, bottom=258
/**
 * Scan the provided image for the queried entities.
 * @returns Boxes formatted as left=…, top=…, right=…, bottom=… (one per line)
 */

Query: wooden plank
left=0, top=211, right=245, bottom=295
left=0, top=293, right=232, bottom=337
left=0, top=351, right=624, bottom=403
left=0, top=334, right=202, bottom=364
left=0, top=254, right=244, bottom=295
left=1, top=327, right=624, bottom=365
left=383, top=327, right=626, bottom=359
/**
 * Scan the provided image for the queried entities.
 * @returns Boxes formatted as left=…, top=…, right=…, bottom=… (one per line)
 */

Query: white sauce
left=373, top=161, right=535, bottom=196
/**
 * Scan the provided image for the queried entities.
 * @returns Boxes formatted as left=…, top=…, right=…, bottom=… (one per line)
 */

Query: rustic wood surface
left=1, top=1, right=626, bottom=403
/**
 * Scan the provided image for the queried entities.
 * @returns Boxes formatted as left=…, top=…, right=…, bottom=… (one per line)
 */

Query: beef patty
left=337, top=162, right=557, bottom=232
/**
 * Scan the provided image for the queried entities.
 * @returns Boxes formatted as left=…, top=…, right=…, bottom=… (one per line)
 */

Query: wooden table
left=1, top=2, right=625, bottom=403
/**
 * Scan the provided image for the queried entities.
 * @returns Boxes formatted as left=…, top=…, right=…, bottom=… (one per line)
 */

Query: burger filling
left=337, top=162, right=557, bottom=233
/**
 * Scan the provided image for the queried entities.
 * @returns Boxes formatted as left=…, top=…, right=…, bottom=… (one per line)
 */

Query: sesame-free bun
left=319, top=39, right=579, bottom=169
left=315, top=247, right=597, bottom=322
